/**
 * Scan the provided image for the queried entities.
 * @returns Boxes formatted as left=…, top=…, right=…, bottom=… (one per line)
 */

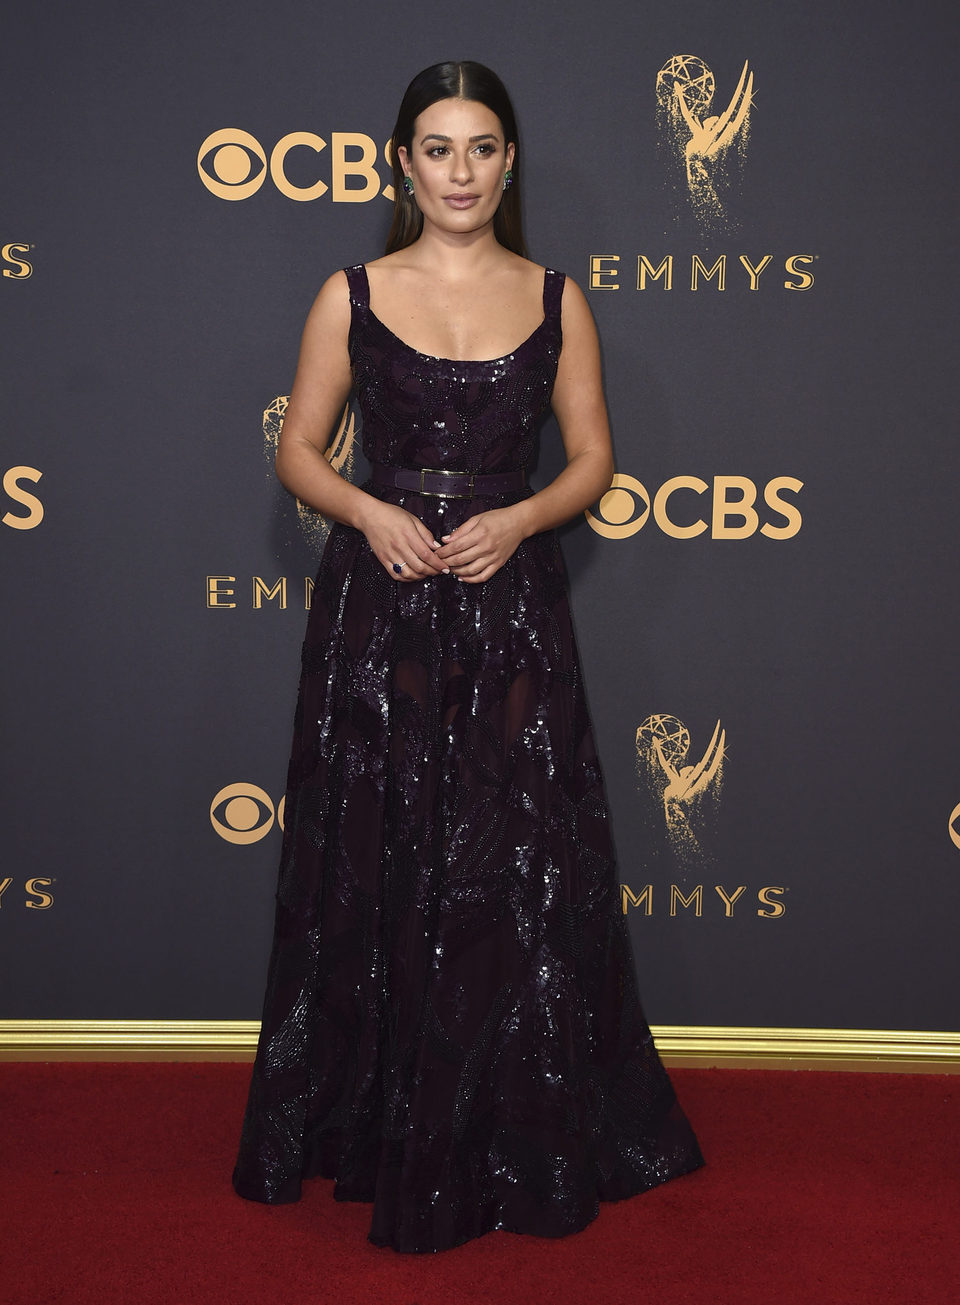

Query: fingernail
left=442, top=567, right=450, bottom=574
left=441, top=534, right=451, bottom=542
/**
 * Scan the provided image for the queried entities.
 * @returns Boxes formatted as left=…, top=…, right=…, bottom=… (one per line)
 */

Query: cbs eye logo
left=585, top=474, right=650, bottom=538
left=197, top=128, right=393, bottom=203
left=210, top=783, right=286, bottom=845
left=585, top=473, right=803, bottom=540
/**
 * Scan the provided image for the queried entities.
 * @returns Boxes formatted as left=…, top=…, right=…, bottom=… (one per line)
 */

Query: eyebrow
left=418, top=133, right=500, bottom=144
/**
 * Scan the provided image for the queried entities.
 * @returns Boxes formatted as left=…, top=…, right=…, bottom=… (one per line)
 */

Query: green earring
left=402, top=176, right=414, bottom=196
left=502, top=170, right=513, bottom=192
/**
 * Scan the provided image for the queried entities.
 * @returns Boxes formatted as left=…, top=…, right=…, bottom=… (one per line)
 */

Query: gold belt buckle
left=418, top=467, right=475, bottom=499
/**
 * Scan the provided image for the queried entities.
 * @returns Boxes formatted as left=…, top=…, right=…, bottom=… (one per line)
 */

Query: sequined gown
left=233, top=263, right=704, bottom=1252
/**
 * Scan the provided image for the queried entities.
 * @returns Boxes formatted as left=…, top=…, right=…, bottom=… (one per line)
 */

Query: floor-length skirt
left=233, top=507, right=704, bottom=1252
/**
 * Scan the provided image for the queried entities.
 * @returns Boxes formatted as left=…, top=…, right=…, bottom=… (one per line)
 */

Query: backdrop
left=2, top=0, right=957, bottom=1034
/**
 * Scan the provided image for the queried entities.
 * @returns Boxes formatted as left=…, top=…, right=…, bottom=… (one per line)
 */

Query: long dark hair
left=386, top=61, right=526, bottom=256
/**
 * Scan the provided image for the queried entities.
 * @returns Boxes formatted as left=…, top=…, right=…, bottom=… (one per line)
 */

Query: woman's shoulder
left=536, top=264, right=588, bottom=314
left=363, top=250, right=416, bottom=278
left=515, top=258, right=585, bottom=307
left=311, top=264, right=370, bottom=308
left=312, top=266, right=355, bottom=298
left=300, top=267, right=356, bottom=336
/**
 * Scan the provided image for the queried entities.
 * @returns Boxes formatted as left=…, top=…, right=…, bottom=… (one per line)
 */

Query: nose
left=448, top=148, right=473, bottom=185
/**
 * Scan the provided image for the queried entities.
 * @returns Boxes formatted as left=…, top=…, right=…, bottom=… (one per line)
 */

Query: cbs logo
left=586, top=473, right=803, bottom=540
left=950, top=802, right=960, bottom=851
left=210, top=783, right=286, bottom=845
left=197, top=129, right=393, bottom=203
left=2, top=467, right=43, bottom=530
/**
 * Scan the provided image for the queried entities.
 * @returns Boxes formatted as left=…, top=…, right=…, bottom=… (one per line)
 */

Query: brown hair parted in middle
left=386, top=61, right=526, bottom=257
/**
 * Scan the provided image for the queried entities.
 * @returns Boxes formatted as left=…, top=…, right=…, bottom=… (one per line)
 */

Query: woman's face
left=397, top=98, right=514, bottom=239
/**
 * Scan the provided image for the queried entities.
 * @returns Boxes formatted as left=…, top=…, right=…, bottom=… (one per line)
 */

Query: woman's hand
left=435, top=507, right=528, bottom=583
left=359, top=497, right=447, bottom=582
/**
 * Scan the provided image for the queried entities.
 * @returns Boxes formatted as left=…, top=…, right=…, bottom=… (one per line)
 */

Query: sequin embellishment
left=232, top=264, right=704, bottom=1253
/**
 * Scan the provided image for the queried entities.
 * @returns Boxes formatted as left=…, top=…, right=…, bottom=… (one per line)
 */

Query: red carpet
left=2, top=1064, right=957, bottom=1304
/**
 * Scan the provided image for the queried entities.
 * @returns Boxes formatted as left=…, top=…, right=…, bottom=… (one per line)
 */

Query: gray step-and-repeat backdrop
left=3, top=1, right=957, bottom=1033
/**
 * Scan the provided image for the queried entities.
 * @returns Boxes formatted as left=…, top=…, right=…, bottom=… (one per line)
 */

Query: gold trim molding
left=654, top=1025, right=960, bottom=1073
left=0, top=1021, right=957, bottom=1071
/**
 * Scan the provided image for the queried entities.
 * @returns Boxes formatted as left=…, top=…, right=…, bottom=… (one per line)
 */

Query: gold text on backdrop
left=0, top=878, right=54, bottom=909
left=588, top=254, right=816, bottom=292
left=2, top=243, right=33, bottom=278
left=585, top=474, right=802, bottom=540
left=2, top=467, right=44, bottom=530
left=197, top=130, right=394, bottom=202
left=621, top=883, right=786, bottom=918
left=205, top=577, right=316, bottom=610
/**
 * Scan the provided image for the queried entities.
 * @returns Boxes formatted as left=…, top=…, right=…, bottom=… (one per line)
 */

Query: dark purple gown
left=233, top=264, right=704, bottom=1252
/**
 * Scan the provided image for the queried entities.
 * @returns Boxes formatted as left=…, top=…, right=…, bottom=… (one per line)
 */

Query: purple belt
left=371, top=464, right=526, bottom=499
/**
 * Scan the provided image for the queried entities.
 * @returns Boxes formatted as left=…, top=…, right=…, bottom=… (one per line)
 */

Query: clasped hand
left=362, top=500, right=526, bottom=584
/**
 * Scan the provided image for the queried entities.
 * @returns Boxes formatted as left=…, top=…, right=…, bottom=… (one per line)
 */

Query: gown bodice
left=345, top=263, right=565, bottom=475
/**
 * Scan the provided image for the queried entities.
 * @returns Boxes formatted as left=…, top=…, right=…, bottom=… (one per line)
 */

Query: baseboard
left=0, top=1021, right=261, bottom=1062
left=0, top=1021, right=957, bottom=1071
left=654, top=1025, right=960, bottom=1073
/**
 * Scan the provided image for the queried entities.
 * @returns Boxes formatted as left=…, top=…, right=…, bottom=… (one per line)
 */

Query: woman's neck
left=401, top=222, right=513, bottom=279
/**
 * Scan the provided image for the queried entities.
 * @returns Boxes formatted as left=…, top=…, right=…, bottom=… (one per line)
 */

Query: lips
left=443, top=193, right=480, bottom=208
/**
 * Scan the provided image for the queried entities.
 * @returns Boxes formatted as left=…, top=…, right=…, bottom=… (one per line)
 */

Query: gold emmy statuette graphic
left=636, top=714, right=725, bottom=864
left=656, top=55, right=754, bottom=230
left=262, top=397, right=358, bottom=547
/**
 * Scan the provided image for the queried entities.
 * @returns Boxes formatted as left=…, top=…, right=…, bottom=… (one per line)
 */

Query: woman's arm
left=436, top=276, right=614, bottom=582
left=276, top=271, right=445, bottom=580
left=275, top=271, right=361, bottom=523
left=516, top=274, right=615, bottom=532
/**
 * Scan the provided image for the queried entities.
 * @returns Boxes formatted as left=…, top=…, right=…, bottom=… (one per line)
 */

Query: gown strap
left=343, top=264, right=370, bottom=349
left=344, top=263, right=370, bottom=313
left=542, top=267, right=566, bottom=339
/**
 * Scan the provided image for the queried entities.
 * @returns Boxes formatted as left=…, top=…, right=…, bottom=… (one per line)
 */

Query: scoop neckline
left=359, top=264, right=551, bottom=366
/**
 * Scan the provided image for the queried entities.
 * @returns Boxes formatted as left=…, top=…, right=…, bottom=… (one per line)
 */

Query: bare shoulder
left=310, top=267, right=352, bottom=313
left=557, top=271, right=590, bottom=312
left=486, top=253, right=547, bottom=305
left=365, top=251, right=403, bottom=270
left=365, top=250, right=414, bottom=280
left=302, top=268, right=352, bottom=337
left=556, top=272, right=598, bottom=337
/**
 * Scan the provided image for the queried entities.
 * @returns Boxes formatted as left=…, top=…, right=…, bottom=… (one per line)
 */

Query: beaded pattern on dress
left=232, top=264, right=704, bottom=1252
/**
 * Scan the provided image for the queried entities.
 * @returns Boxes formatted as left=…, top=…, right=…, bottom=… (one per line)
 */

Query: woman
left=233, top=60, right=704, bottom=1253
